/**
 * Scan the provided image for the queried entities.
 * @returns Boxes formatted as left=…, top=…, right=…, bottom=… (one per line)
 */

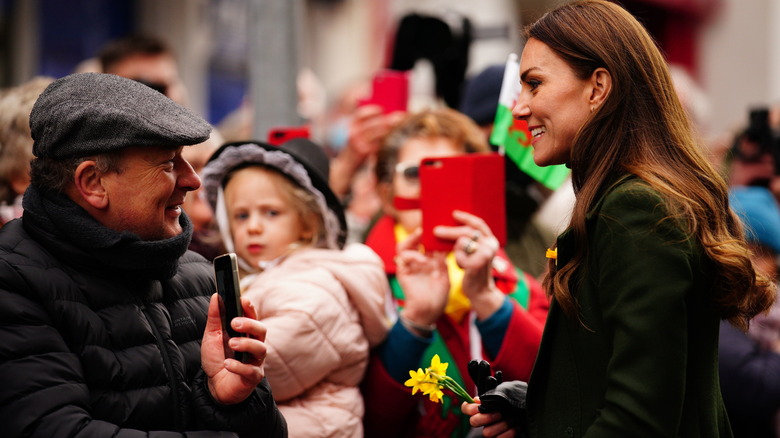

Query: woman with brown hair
left=462, top=1, right=775, bottom=437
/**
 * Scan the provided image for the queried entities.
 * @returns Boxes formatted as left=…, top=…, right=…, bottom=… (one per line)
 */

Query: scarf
left=22, top=185, right=193, bottom=280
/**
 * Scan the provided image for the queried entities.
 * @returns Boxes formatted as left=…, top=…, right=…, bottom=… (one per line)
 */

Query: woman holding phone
left=360, top=108, right=549, bottom=438
left=461, top=1, right=776, bottom=437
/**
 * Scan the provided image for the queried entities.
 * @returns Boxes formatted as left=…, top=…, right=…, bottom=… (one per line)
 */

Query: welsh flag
left=490, top=53, right=570, bottom=190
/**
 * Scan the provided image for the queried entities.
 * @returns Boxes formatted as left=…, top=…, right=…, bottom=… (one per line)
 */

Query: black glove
left=467, top=359, right=503, bottom=396
left=478, top=380, right=528, bottom=434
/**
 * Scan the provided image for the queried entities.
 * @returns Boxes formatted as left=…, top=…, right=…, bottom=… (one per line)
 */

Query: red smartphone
left=267, top=126, right=310, bottom=146
left=359, top=69, right=409, bottom=114
left=419, top=153, right=506, bottom=253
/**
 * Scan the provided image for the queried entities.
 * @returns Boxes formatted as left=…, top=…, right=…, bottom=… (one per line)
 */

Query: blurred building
left=0, top=0, right=774, bottom=143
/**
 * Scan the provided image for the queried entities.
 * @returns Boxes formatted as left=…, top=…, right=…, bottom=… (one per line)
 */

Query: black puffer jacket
left=0, top=214, right=287, bottom=438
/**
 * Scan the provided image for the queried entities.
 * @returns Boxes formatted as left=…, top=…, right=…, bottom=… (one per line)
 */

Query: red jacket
left=361, top=215, right=549, bottom=438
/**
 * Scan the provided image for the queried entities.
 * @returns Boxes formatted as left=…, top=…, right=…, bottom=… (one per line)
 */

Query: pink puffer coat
left=242, top=243, right=390, bottom=438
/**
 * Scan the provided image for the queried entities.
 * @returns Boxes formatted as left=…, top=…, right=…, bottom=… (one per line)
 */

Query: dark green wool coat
left=526, top=177, right=733, bottom=437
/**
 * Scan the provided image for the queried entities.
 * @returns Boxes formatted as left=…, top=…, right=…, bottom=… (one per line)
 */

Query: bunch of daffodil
left=404, top=354, right=475, bottom=404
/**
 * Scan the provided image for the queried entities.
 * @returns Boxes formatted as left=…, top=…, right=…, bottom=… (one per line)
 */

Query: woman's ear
left=72, top=160, right=109, bottom=210
left=589, top=67, right=612, bottom=109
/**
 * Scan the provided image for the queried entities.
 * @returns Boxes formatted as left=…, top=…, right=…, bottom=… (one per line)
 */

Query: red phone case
left=359, top=69, right=409, bottom=114
left=267, top=126, right=310, bottom=146
left=419, top=153, right=506, bottom=252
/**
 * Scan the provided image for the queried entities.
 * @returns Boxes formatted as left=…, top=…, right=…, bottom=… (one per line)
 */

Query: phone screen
left=213, top=253, right=246, bottom=362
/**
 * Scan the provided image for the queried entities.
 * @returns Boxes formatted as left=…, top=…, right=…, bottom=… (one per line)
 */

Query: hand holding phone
left=213, top=253, right=246, bottom=363
left=359, top=69, right=409, bottom=114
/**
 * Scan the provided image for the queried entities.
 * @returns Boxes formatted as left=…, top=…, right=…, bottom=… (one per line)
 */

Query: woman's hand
left=395, top=228, right=450, bottom=334
left=462, top=399, right=518, bottom=438
left=434, top=210, right=505, bottom=320
left=201, top=294, right=268, bottom=404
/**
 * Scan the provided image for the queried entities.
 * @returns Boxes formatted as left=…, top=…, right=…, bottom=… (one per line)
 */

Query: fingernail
left=229, top=338, right=239, bottom=348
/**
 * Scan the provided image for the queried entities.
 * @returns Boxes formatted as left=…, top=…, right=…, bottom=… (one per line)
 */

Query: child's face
left=224, top=167, right=308, bottom=268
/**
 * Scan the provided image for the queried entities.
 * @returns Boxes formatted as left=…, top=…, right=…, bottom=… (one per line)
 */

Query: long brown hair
left=533, top=0, right=774, bottom=330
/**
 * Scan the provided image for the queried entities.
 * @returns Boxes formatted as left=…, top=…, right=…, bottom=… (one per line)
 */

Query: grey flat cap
left=30, top=72, right=211, bottom=159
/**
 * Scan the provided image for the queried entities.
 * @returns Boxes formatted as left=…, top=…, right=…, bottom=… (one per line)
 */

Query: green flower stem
left=432, top=373, right=475, bottom=403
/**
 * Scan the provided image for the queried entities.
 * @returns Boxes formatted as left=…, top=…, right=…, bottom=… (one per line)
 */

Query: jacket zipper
left=141, top=303, right=184, bottom=431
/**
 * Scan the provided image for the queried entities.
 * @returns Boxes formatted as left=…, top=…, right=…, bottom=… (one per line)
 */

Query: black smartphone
left=213, top=253, right=246, bottom=363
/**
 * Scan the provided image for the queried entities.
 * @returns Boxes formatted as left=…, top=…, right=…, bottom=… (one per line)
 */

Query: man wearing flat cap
left=0, top=73, right=287, bottom=438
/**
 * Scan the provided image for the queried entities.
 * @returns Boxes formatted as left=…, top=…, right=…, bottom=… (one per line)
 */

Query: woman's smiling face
left=513, top=38, right=594, bottom=167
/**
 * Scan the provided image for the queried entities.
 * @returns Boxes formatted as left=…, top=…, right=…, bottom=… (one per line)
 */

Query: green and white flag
left=490, top=53, right=570, bottom=190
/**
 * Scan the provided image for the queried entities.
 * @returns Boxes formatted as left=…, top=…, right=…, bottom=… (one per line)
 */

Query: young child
left=202, top=139, right=389, bottom=437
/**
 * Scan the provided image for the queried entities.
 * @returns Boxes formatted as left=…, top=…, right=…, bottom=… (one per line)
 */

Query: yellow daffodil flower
left=425, top=385, right=444, bottom=403
left=428, top=354, right=448, bottom=377
left=404, top=368, right=428, bottom=395
left=404, top=354, right=475, bottom=404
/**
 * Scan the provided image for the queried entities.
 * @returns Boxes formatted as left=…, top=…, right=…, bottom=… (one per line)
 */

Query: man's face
left=102, top=145, right=200, bottom=240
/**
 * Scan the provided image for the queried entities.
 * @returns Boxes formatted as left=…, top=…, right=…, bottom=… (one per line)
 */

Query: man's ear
left=72, top=160, right=109, bottom=209
left=589, top=67, right=612, bottom=109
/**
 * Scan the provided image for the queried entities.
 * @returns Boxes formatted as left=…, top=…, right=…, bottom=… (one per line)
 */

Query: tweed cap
left=30, top=72, right=211, bottom=159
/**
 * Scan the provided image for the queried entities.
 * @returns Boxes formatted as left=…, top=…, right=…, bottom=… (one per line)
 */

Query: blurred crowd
left=2, top=2, right=780, bottom=437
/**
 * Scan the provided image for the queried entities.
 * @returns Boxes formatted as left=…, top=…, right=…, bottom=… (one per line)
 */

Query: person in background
left=0, top=76, right=53, bottom=226
left=361, top=108, right=548, bottom=438
left=98, top=34, right=189, bottom=106
left=202, top=139, right=389, bottom=437
left=0, top=73, right=287, bottom=438
left=181, top=130, right=227, bottom=260
left=726, top=106, right=780, bottom=206
left=720, top=185, right=780, bottom=438
left=462, top=1, right=775, bottom=437
left=326, top=84, right=407, bottom=244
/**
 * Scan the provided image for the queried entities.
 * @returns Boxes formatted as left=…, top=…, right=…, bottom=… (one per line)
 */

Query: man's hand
left=202, top=294, right=268, bottom=405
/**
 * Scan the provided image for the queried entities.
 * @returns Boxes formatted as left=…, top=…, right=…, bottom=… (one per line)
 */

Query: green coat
left=526, top=177, right=732, bottom=437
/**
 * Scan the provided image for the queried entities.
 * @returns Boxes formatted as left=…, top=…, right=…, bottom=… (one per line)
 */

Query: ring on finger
left=471, top=231, right=481, bottom=241
left=463, top=238, right=479, bottom=255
